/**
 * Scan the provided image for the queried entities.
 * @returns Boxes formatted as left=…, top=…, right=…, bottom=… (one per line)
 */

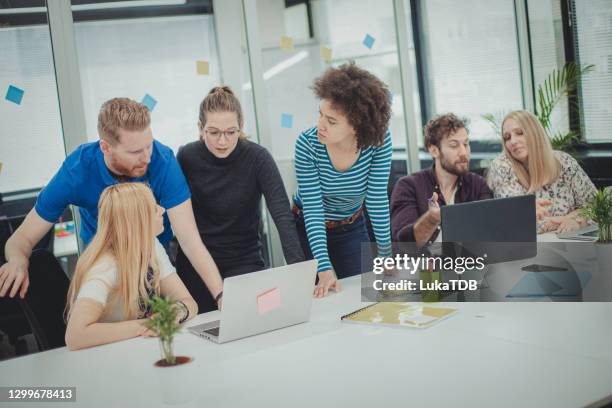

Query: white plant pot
left=154, top=356, right=196, bottom=405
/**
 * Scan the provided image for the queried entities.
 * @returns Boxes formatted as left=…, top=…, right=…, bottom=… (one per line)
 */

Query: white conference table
left=2, top=273, right=612, bottom=407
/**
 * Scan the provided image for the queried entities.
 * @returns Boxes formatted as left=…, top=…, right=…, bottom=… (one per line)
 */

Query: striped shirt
left=294, top=126, right=392, bottom=273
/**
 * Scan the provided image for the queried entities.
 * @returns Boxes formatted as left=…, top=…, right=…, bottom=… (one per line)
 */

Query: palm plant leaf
left=480, top=111, right=507, bottom=137
left=481, top=113, right=501, bottom=136
left=550, top=130, right=580, bottom=151
left=536, top=62, right=594, bottom=132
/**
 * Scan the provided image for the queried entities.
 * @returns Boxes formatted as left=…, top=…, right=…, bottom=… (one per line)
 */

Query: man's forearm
left=167, top=200, right=224, bottom=298
left=4, top=208, right=54, bottom=266
left=5, top=231, right=34, bottom=266
left=413, top=213, right=439, bottom=248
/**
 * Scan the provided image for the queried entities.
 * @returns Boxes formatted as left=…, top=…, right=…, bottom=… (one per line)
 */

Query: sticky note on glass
left=5, top=85, right=24, bottom=105
left=320, top=46, right=332, bottom=63
left=363, top=33, right=375, bottom=49
left=141, top=94, right=157, bottom=111
left=257, top=287, right=281, bottom=315
left=196, top=60, right=209, bottom=75
left=281, top=113, right=293, bottom=128
left=280, top=35, right=294, bottom=51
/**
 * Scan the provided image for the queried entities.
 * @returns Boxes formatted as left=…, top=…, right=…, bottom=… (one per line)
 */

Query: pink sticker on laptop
left=256, top=287, right=281, bottom=315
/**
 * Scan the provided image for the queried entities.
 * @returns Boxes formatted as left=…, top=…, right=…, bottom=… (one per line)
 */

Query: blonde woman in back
left=65, top=183, right=197, bottom=350
left=488, top=110, right=596, bottom=234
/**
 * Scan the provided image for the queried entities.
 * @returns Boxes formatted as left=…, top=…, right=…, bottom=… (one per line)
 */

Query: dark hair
left=199, top=86, right=244, bottom=131
left=312, top=62, right=391, bottom=149
left=423, top=113, right=469, bottom=148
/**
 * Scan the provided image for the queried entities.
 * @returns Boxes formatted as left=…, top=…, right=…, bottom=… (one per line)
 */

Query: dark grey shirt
left=177, top=139, right=304, bottom=265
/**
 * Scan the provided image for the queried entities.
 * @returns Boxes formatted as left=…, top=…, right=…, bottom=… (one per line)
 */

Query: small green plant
left=581, top=188, right=612, bottom=243
left=146, top=295, right=181, bottom=366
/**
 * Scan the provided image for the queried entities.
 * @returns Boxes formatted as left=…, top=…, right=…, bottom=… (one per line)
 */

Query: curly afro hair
left=312, top=62, right=391, bottom=149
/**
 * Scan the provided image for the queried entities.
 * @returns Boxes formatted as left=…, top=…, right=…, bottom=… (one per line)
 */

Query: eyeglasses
left=204, top=128, right=240, bottom=141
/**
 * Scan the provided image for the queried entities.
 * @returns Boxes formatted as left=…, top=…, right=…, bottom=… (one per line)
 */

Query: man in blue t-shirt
left=0, top=98, right=223, bottom=307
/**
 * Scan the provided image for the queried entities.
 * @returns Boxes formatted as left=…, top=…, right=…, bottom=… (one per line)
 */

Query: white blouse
left=76, top=240, right=175, bottom=323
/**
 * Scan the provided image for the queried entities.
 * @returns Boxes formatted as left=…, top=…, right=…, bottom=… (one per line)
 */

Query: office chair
left=18, top=249, right=70, bottom=351
left=0, top=196, right=34, bottom=357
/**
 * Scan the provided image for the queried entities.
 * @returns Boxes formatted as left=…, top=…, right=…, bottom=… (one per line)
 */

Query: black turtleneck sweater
left=177, top=139, right=304, bottom=266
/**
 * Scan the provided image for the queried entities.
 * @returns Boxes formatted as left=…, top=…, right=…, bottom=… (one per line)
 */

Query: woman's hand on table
left=553, top=216, right=581, bottom=235
left=539, top=215, right=581, bottom=234
left=314, top=270, right=341, bottom=298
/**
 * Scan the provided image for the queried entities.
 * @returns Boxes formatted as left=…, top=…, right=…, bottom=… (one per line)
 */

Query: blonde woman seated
left=488, top=110, right=596, bottom=234
left=65, top=183, right=197, bottom=350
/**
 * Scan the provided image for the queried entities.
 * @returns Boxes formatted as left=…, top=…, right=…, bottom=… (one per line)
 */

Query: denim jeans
left=295, top=213, right=374, bottom=279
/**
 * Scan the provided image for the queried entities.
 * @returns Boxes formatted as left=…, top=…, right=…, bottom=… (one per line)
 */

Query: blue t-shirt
left=35, top=140, right=191, bottom=246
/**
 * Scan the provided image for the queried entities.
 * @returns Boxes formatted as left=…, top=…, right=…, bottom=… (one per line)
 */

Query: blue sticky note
left=5, top=85, right=25, bottom=105
left=141, top=94, right=157, bottom=111
left=363, top=34, right=375, bottom=50
left=281, top=113, right=293, bottom=129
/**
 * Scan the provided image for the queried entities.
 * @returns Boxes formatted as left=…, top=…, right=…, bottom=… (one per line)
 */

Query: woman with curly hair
left=293, top=62, right=393, bottom=297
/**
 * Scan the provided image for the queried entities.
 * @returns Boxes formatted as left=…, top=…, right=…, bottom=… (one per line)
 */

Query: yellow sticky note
left=196, top=60, right=210, bottom=75
left=280, top=36, right=294, bottom=51
left=320, top=46, right=332, bottom=63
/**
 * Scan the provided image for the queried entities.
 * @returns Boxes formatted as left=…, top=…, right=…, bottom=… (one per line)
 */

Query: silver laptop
left=188, top=260, right=317, bottom=344
left=557, top=224, right=599, bottom=241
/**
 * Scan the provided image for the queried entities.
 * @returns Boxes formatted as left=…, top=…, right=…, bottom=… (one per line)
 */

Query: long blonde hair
left=66, top=183, right=161, bottom=320
left=501, top=110, right=561, bottom=193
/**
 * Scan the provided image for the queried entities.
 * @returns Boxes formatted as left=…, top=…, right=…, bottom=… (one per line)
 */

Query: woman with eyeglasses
left=293, top=62, right=393, bottom=298
left=175, top=86, right=304, bottom=313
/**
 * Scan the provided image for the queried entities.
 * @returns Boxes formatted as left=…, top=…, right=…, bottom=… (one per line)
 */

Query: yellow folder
left=341, top=302, right=457, bottom=329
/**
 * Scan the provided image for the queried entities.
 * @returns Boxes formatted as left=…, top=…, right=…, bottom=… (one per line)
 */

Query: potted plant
left=146, top=295, right=196, bottom=405
left=581, top=188, right=612, bottom=278
left=483, top=62, right=594, bottom=157
left=581, top=188, right=612, bottom=243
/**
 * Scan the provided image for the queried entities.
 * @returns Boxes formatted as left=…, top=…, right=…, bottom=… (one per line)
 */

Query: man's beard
left=109, top=155, right=148, bottom=178
left=439, top=152, right=469, bottom=176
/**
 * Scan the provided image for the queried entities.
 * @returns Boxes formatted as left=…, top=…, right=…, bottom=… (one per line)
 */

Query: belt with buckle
left=292, top=204, right=363, bottom=230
